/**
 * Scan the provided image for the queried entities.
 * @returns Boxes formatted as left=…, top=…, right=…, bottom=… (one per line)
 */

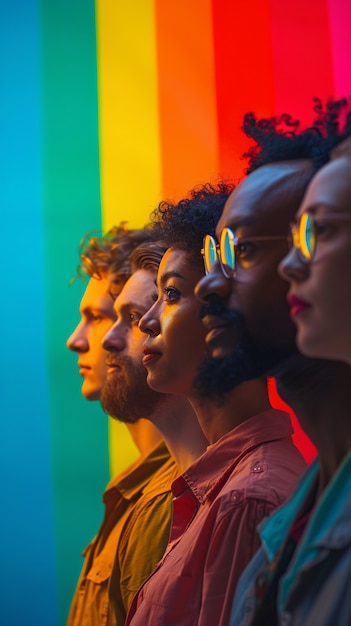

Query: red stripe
left=270, top=0, right=335, bottom=121
left=212, top=0, right=276, bottom=180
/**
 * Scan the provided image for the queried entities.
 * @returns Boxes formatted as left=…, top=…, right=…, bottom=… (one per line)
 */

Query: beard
left=100, top=352, right=163, bottom=423
left=195, top=303, right=296, bottom=399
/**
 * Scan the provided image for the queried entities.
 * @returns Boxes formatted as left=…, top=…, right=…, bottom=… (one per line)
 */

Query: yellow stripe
left=95, top=0, right=162, bottom=232
left=96, top=0, right=161, bottom=475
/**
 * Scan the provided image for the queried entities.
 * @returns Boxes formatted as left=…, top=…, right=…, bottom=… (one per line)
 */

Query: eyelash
left=91, top=314, right=103, bottom=322
left=164, top=286, right=180, bottom=302
left=313, top=221, right=330, bottom=236
left=129, top=312, right=142, bottom=324
left=235, top=241, right=254, bottom=258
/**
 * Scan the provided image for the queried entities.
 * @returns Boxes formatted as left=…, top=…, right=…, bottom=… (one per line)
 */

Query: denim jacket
left=230, top=452, right=351, bottom=626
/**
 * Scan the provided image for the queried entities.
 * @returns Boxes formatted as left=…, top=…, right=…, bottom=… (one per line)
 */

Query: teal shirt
left=230, top=451, right=351, bottom=625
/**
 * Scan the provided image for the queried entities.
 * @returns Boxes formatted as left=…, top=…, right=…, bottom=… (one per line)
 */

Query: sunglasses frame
left=289, top=211, right=351, bottom=262
left=201, top=227, right=288, bottom=278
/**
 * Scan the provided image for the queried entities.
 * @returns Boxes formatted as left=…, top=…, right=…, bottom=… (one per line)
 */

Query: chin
left=210, top=345, right=234, bottom=360
left=296, top=329, right=319, bottom=358
left=145, top=374, right=163, bottom=393
left=82, top=387, right=101, bottom=401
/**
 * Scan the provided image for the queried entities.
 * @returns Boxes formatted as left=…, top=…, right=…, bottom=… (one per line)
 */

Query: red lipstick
left=287, top=294, right=310, bottom=317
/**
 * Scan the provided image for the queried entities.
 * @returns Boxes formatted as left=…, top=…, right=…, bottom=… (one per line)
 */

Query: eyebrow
left=217, top=217, right=256, bottom=233
left=158, top=270, right=184, bottom=286
left=80, top=305, right=112, bottom=316
left=114, top=300, right=143, bottom=314
left=108, top=288, right=119, bottom=300
left=299, top=202, right=337, bottom=217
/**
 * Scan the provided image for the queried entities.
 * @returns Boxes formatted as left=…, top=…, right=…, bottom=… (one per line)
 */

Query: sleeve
left=198, top=496, right=276, bottom=626
left=112, top=490, right=174, bottom=617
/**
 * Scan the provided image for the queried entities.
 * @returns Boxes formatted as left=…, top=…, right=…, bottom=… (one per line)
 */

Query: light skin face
left=195, top=162, right=312, bottom=361
left=100, top=269, right=166, bottom=422
left=279, top=155, right=351, bottom=365
left=139, top=248, right=208, bottom=397
left=67, top=276, right=118, bottom=400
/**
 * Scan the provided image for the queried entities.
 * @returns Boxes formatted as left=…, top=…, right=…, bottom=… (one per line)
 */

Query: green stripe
left=39, top=1, right=109, bottom=622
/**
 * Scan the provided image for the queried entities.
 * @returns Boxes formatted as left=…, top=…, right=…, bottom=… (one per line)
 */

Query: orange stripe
left=154, top=0, right=220, bottom=198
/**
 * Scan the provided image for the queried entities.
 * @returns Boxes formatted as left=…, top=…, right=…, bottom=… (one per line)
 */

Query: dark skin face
left=196, top=161, right=314, bottom=362
left=139, top=248, right=207, bottom=398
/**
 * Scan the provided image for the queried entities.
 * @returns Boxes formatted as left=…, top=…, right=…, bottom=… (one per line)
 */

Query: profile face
left=279, top=155, right=351, bottom=365
left=66, top=276, right=117, bottom=400
left=195, top=162, right=310, bottom=362
left=139, top=248, right=207, bottom=396
left=100, top=269, right=164, bottom=422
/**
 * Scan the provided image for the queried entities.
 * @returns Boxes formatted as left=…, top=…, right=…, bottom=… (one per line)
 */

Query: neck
left=126, top=419, right=163, bottom=457
left=276, top=355, right=351, bottom=491
left=188, top=378, right=272, bottom=445
left=150, top=396, right=208, bottom=473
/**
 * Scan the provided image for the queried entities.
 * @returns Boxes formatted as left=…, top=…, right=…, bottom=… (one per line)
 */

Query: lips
left=142, top=345, right=162, bottom=366
left=105, top=359, right=121, bottom=374
left=287, top=294, right=310, bottom=317
left=78, top=362, right=90, bottom=373
left=200, top=315, right=231, bottom=343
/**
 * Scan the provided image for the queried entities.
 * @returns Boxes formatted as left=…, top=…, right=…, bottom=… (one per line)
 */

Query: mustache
left=198, top=301, right=242, bottom=324
left=105, top=351, right=136, bottom=371
left=105, top=352, right=120, bottom=367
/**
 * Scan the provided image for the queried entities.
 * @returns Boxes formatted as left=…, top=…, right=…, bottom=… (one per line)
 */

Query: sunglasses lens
left=299, top=213, right=315, bottom=259
left=203, top=235, right=217, bottom=273
left=220, top=228, right=235, bottom=275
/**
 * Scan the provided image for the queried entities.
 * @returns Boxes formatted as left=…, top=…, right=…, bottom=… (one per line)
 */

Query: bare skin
left=140, top=248, right=272, bottom=446
left=102, top=269, right=208, bottom=472
left=67, top=275, right=163, bottom=458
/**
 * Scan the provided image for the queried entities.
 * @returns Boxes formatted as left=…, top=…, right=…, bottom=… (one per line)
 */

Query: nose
left=278, top=247, right=310, bottom=284
left=102, top=320, right=126, bottom=351
left=195, top=261, right=232, bottom=303
left=139, top=302, right=160, bottom=337
left=66, top=323, right=88, bottom=352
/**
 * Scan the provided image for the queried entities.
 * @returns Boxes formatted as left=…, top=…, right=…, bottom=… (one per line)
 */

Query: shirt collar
left=103, top=440, right=171, bottom=502
left=174, top=409, right=293, bottom=505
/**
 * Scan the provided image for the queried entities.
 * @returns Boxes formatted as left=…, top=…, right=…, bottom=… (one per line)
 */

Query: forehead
left=82, top=276, right=113, bottom=305
left=159, top=247, right=188, bottom=271
left=299, top=156, right=351, bottom=216
left=218, top=160, right=312, bottom=233
left=159, top=247, right=203, bottom=281
left=116, top=269, right=156, bottom=308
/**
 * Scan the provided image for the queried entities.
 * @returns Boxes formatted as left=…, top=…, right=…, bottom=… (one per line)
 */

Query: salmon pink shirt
left=126, top=410, right=306, bottom=626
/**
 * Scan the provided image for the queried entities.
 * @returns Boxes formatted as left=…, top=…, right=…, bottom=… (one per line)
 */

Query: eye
left=164, top=286, right=180, bottom=303
left=129, top=312, right=142, bottom=324
left=90, top=313, right=103, bottom=322
left=313, top=220, right=330, bottom=236
left=235, top=240, right=255, bottom=258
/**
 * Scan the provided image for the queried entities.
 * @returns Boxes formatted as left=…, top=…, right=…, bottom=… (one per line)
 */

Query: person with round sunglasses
left=279, top=136, right=351, bottom=365
left=191, top=102, right=351, bottom=626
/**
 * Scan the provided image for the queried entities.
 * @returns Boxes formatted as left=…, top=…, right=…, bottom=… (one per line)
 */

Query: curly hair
left=74, top=223, right=153, bottom=284
left=150, top=182, right=234, bottom=266
left=242, top=97, right=351, bottom=174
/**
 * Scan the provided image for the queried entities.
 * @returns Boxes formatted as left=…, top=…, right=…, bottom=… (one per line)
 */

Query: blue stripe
left=0, top=1, right=59, bottom=624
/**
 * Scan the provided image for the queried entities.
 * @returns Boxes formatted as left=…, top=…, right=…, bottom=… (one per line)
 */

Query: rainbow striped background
left=1, top=1, right=350, bottom=624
